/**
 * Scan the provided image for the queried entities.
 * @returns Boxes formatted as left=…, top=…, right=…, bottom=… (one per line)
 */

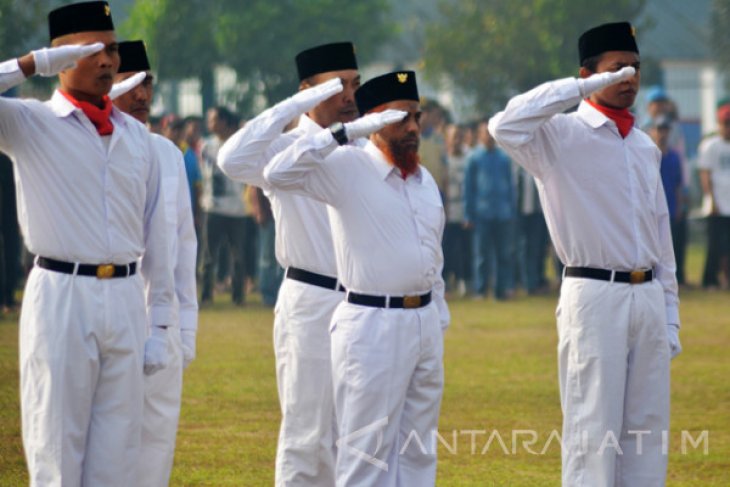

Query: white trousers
left=557, top=278, right=670, bottom=487
left=138, top=328, right=183, bottom=487
left=330, top=302, right=444, bottom=487
left=20, top=268, right=146, bottom=487
left=273, top=278, right=343, bottom=486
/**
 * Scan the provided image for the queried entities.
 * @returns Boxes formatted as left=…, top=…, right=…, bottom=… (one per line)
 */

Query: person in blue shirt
left=649, top=115, right=684, bottom=280
left=463, top=119, right=515, bottom=299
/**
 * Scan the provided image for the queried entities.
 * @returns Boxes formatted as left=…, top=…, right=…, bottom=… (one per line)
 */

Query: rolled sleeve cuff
left=0, top=58, right=26, bottom=91
left=149, top=305, right=175, bottom=328
left=179, top=308, right=199, bottom=331
left=666, top=306, right=680, bottom=328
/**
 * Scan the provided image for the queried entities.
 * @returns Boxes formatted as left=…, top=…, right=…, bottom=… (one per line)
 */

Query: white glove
left=180, top=329, right=197, bottom=369
left=275, top=77, right=343, bottom=125
left=577, top=66, right=636, bottom=98
left=343, top=109, right=407, bottom=141
left=666, top=323, right=682, bottom=360
left=144, top=326, right=169, bottom=375
left=32, top=42, right=105, bottom=77
left=109, top=72, right=147, bottom=100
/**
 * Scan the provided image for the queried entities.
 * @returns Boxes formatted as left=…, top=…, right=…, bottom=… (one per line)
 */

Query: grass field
left=1, top=247, right=729, bottom=486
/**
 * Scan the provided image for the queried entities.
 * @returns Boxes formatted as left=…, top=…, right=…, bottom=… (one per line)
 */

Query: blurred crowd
left=1, top=87, right=729, bottom=311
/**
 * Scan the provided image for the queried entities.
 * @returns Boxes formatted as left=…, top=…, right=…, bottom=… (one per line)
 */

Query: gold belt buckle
left=629, top=270, right=645, bottom=284
left=403, top=295, right=421, bottom=308
left=96, top=264, right=115, bottom=279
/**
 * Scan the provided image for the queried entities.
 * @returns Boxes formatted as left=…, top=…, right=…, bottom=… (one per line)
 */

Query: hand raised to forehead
left=578, top=66, right=636, bottom=98
left=32, top=42, right=105, bottom=77
left=343, top=109, right=407, bottom=141
left=274, top=77, right=344, bottom=124
left=109, top=72, right=147, bottom=100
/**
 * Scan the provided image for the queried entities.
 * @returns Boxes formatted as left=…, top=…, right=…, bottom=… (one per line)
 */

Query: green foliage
left=121, top=0, right=394, bottom=114
left=424, top=0, right=647, bottom=113
left=711, top=0, right=730, bottom=87
left=0, top=0, right=60, bottom=59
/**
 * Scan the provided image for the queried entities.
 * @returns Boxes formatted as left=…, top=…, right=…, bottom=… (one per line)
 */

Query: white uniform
left=0, top=61, right=174, bottom=486
left=264, top=137, right=449, bottom=487
left=138, top=134, right=198, bottom=487
left=489, top=77, right=679, bottom=487
left=698, top=135, right=730, bottom=215
left=218, top=114, right=342, bottom=486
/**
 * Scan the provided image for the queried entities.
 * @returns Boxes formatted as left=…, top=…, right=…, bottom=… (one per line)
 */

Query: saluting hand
left=32, top=42, right=105, bottom=77
left=343, top=109, right=407, bottom=141
left=577, top=66, right=636, bottom=98
left=109, top=72, right=147, bottom=100
left=272, top=77, right=344, bottom=125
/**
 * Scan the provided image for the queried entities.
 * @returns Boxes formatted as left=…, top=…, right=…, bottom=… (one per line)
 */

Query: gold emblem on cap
left=105, top=4, right=111, bottom=16
left=397, top=72, right=408, bottom=83
left=631, top=26, right=636, bottom=37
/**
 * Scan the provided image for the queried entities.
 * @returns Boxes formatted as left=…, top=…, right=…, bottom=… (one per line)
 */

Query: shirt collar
left=364, top=141, right=423, bottom=183
left=577, top=99, right=611, bottom=129
left=48, top=89, right=128, bottom=128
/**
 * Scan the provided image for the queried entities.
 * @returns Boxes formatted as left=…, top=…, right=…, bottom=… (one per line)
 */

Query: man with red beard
left=111, top=40, right=198, bottom=487
left=489, top=22, right=680, bottom=486
left=0, top=2, right=173, bottom=485
left=264, top=71, right=449, bottom=487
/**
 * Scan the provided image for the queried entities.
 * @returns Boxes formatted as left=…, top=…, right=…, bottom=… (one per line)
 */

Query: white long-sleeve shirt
left=151, top=134, right=198, bottom=331
left=0, top=60, right=174, bottom=327
left=264, top=135, right=450, bottom=329
left=218, top=114, right=338, bottom=276
left=489, top=77, right=679, bottom=326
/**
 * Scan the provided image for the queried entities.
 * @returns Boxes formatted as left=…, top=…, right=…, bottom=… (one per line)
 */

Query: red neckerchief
left=585, top=99, right=634, bottom=138
left=60, top=91, right=114, bottom=135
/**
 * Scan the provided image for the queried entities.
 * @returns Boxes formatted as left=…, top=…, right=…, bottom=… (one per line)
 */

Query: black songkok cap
left=48, top=1, right=115, bottom=42
left=355, top=71, right=419, bottom=115
left=118, top=40, right=150, bottom=73
left=295, top=42, right=358, bottom=81
left=578, top=21, right=639, bottom=65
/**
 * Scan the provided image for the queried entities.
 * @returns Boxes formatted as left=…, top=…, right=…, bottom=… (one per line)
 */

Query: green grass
left=1, top=246, right=729, bottom=485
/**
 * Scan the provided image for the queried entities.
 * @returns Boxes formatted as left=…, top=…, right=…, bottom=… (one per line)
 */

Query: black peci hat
left=118, top=40, right=150, bottom=73
left=355, top=71, right=420, bottom=115
left=578, top=21, right=638, bottom=65
left=49, top=1, right=115, bottom=42
left=295, top=42, right=358, bottom=81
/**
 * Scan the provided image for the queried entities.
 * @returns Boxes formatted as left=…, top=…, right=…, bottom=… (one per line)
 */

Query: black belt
left=36, top=257, right=137, bottom=279
left=347, top=291, right=432, bottom=309
left=564, top=267, right=653, bottom=284
left=286, top=267, right=345, bottom=292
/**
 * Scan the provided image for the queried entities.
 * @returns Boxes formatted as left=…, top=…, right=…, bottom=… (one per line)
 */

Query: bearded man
left=264, top=71, right=449, bottom=487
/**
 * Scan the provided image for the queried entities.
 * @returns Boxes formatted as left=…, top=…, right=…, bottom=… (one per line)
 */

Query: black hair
left=209, top=106, right=240, bottom=128
left=581, top=54, right=603, bottom=73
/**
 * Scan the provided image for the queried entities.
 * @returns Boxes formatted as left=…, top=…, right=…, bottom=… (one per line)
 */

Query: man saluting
left=0, top=2, right=174, bottom=485
left=489, top=22, right=681, bottom=486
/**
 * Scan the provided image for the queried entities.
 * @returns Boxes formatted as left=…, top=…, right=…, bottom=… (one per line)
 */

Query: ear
left=299, top=80, right=311, bottom=92
left=578, top=67, right=592, bottom=79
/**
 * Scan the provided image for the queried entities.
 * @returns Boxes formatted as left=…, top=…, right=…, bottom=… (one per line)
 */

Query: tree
left=121, top=0, right=394, bottom=115
left=424, top=0, right=647, bottom=113
left=711, top=0, right=730, bottom=88
left=0, top=0, right=58, bottom=60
